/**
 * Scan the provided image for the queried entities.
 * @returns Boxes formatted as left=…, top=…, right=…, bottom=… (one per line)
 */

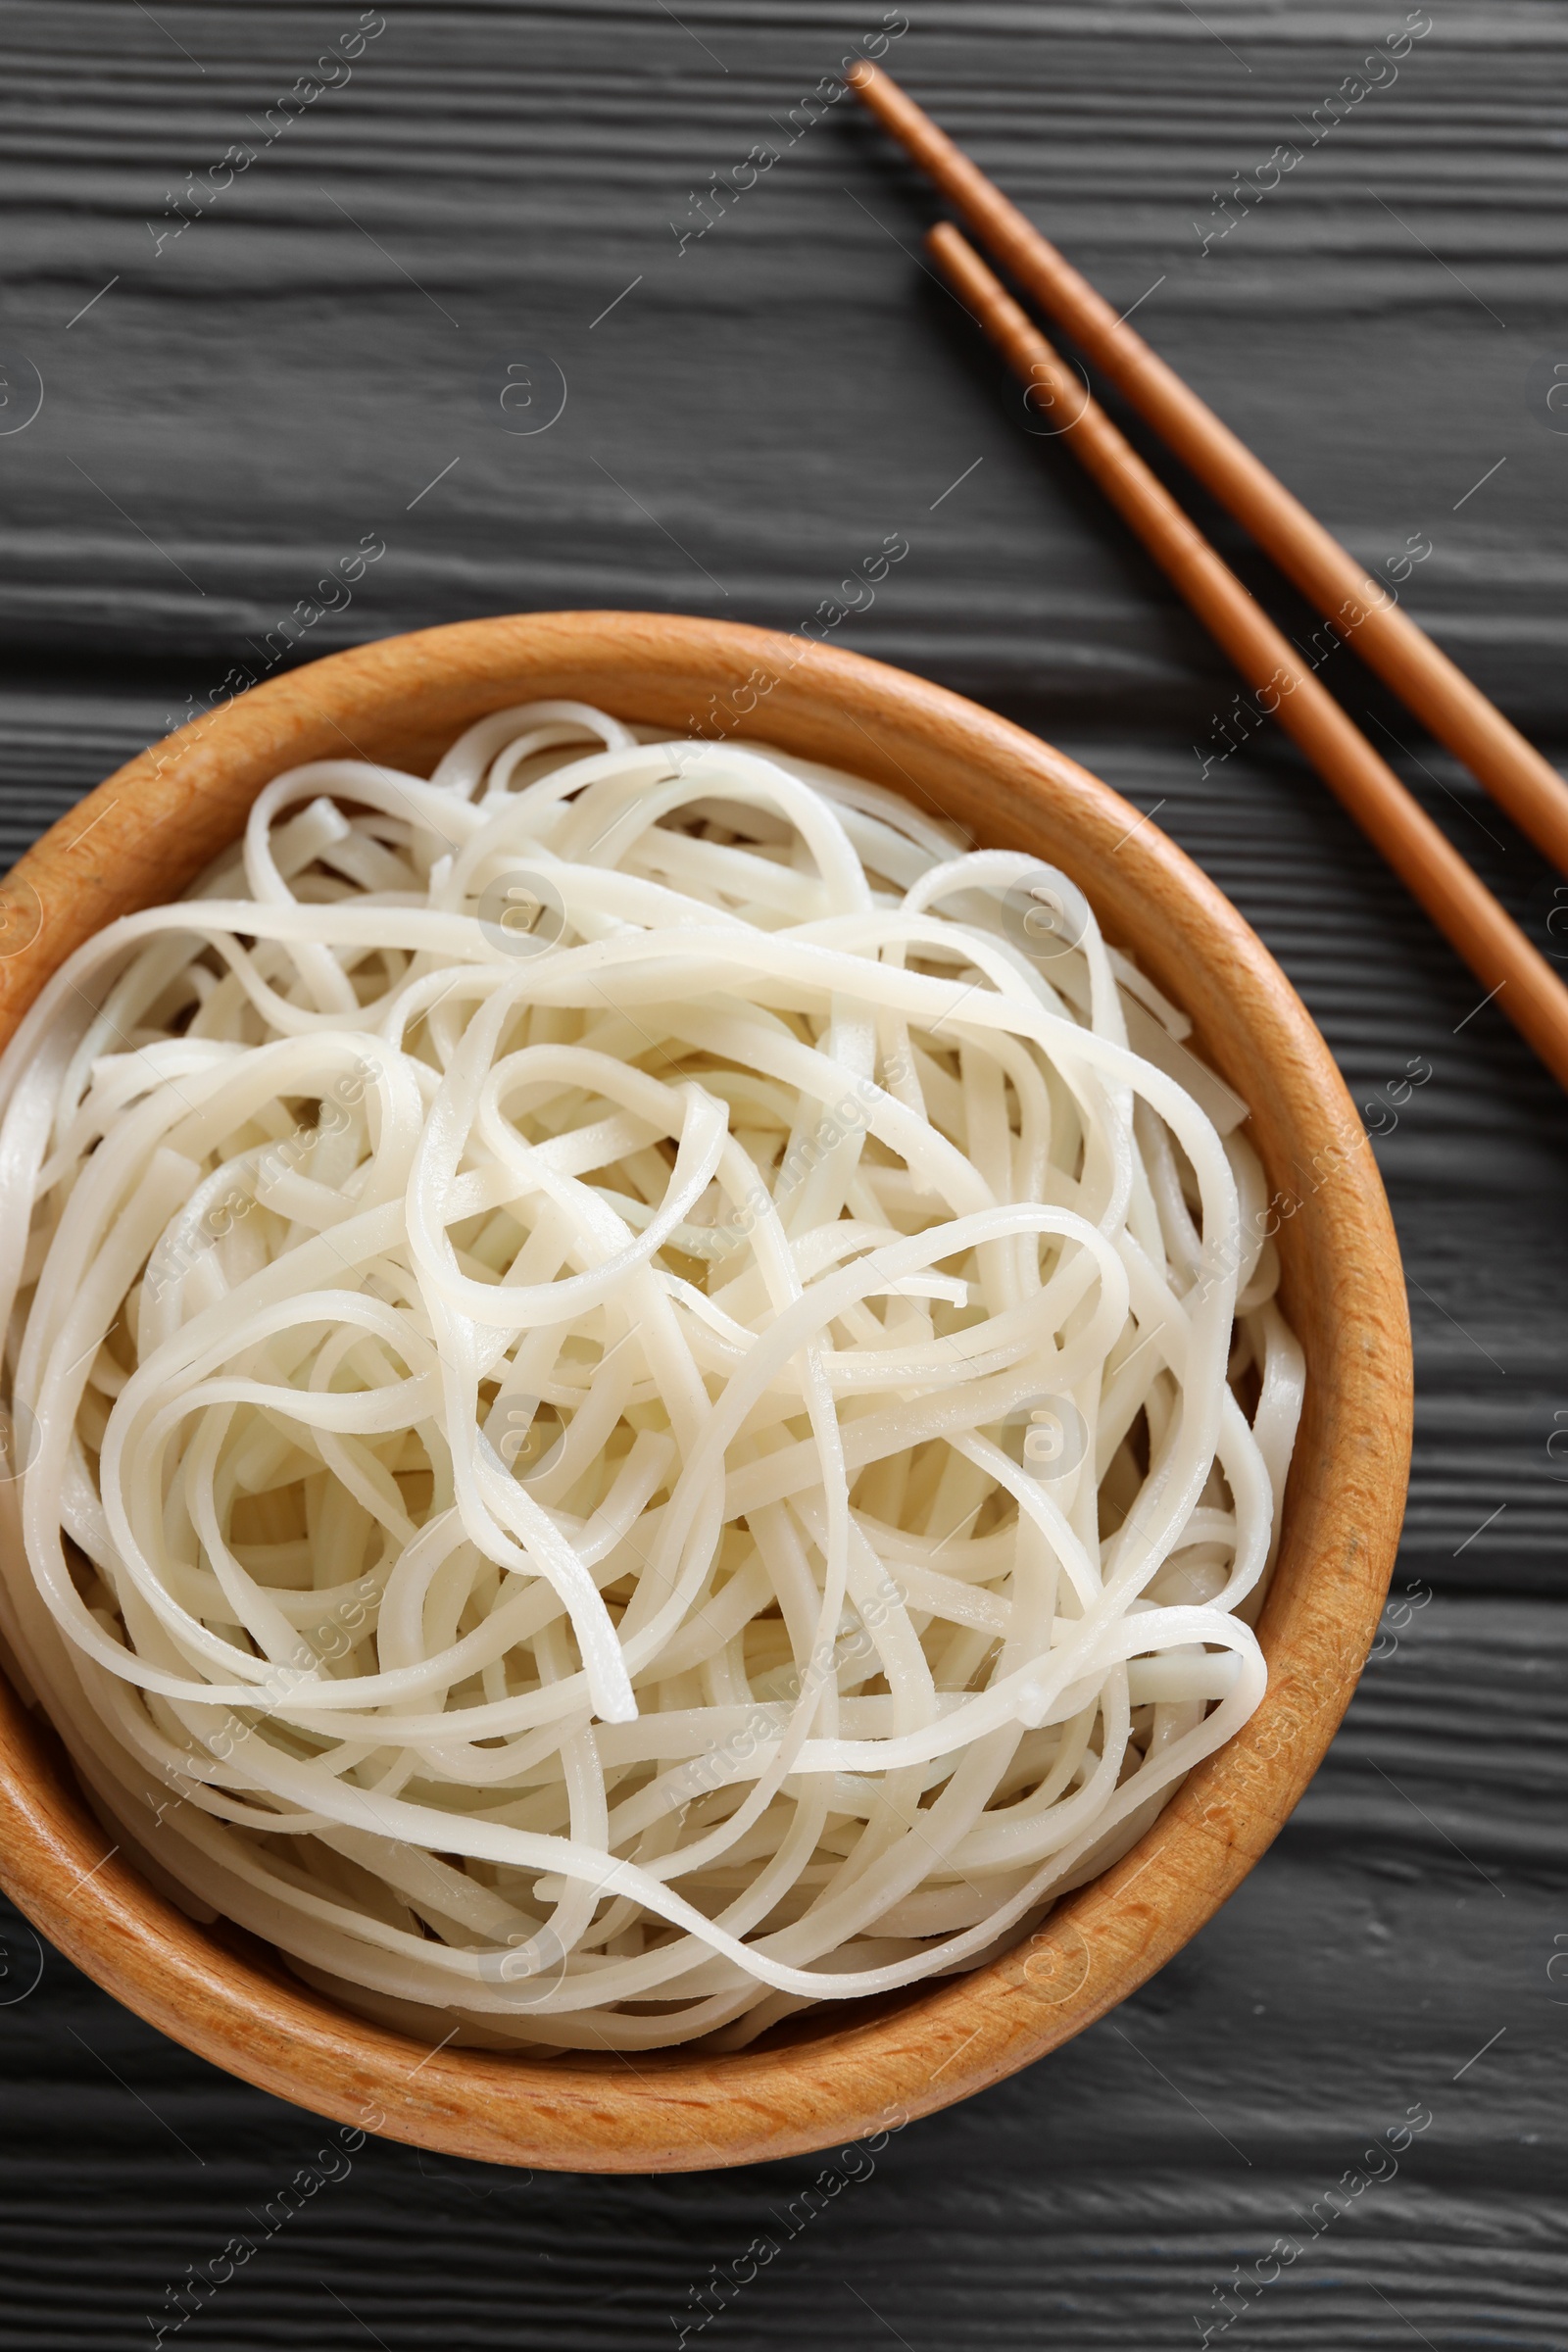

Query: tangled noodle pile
left=0, top=702, right=1302, bottom=2048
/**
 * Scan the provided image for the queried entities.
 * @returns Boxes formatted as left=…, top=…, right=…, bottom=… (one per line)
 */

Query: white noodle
left=0, top=705, right=1304, bottom=2052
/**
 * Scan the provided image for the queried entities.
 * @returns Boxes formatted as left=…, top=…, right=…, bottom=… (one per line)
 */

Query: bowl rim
left=0, top=609, right=1411, bottom=2173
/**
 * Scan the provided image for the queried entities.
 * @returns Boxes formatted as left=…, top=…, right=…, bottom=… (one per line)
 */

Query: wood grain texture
left=0, top=0, right=1560, bottom=2341
left=0, top=608, right=1412, bottom=2173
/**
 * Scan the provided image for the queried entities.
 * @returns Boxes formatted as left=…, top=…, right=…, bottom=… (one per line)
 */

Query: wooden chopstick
left=849, top=62, right=1568, bottom=879
left=925, top=221, right=1568, bottom=1093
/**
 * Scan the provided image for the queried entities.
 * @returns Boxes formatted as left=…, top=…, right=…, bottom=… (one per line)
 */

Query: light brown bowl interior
left=0, top=612, right=1410, bottom=2172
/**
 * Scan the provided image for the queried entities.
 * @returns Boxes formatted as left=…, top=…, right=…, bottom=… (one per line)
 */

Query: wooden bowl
left=0, top=612, right=1411, bottom=2172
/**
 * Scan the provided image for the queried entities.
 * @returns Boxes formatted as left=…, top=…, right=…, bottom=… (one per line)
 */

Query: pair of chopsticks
left=849, top=63, right=1568, bottom=1092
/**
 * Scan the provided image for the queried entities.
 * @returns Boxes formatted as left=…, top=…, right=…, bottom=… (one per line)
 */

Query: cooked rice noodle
left=0, top=702, right=1303, bottom=2051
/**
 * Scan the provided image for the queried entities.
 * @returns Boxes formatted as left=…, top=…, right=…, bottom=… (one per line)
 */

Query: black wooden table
left=0, top=4, right=1562, bottom=2345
